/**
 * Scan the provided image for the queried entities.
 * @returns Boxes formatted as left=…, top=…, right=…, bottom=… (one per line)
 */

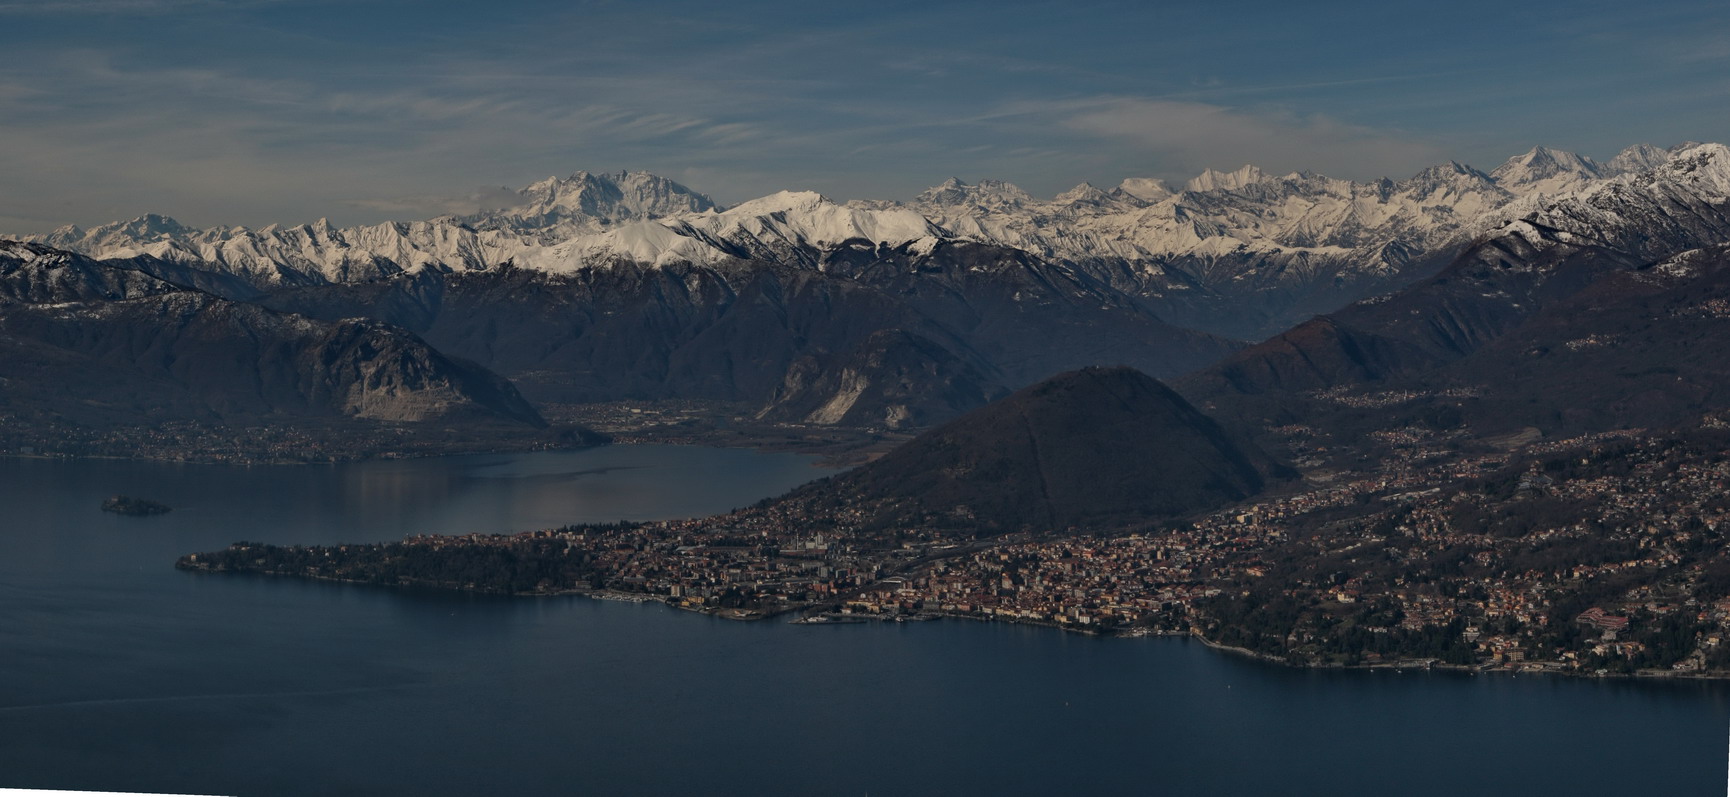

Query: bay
left=1, top=447, right=1726, bottom=796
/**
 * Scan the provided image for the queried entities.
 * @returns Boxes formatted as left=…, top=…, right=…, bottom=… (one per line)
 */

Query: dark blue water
left=2, top=447, right=1727, bottom=796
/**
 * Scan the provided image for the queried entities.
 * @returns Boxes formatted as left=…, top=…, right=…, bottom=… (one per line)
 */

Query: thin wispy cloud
left=0, top=0, right=282, bottom=13
left=1152, top=70, right=1501, bottom=102
left=340, top=186, right=526, bottom=219
left=1050, top=97, right=1446, bottom=182
left=1663, top=34, right=1730, bottom=64
left=0, top=0, right=1722, bottom=230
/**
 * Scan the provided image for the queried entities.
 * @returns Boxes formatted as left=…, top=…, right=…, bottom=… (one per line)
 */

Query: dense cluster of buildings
left=181, top=405, right=1730, bottom=677
left=954, top=427, right=1730, bottom=674
left=547, top=426, right=1730, bottom=674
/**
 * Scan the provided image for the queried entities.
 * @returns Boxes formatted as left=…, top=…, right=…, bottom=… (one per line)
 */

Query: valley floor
left=0, top=400, right=903, bottom=466
left=545, top=400, right=910, bottom=467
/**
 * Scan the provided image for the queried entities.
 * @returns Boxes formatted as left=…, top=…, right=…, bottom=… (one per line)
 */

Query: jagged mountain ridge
left=34, top=171, right=719, bottom=287
left=0, top=240, right=186, bottom=306
left=910, top=144, right=1693, bottom=338
left=477, top=170, right=719, bottom=233
left=24, top=144, right=1695, bottom=343
left=0, top=240, right=259, bottom=304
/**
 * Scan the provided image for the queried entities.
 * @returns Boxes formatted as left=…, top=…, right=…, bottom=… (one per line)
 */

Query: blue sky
left=1, top=0, right=1726, bottom=231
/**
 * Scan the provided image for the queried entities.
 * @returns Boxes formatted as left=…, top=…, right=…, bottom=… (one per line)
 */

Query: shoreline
left=1178, top=626, right=1730, bottom=681
left=2, top=421, right=897, bottom=468
left=176, top=564, right=1730, bottom=682
left=0, top=439, right=605, bottom=467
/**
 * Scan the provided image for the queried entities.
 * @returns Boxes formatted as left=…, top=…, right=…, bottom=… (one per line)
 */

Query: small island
left=102, top=495, right=172, bottom=516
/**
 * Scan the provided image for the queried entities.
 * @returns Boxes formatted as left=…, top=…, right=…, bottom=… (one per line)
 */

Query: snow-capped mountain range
left=8, top=141, right=1730, bottom=440
left=21, top=142, right=1706, bottom=341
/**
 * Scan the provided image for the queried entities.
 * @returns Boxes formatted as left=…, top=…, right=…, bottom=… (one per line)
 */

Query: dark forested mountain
left=254, top=240, right=1239, bottom=426
left=787, top=366, right=1290, bottom=534
left=754, top=328, right=1007, bottom=430
left=1414, top=244, right=1730, bottom=434
left=0, top=242, right=545, bottom=429
left=0, top=241, right=204, bottom=306
left=1178, top=143, right=1730, bottom=451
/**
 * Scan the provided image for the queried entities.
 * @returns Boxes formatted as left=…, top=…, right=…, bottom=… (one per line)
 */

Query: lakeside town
left=181, top=418, right=1730, bottom=679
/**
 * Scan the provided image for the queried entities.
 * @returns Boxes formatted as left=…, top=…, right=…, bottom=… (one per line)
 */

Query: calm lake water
left=2, top=446, right=1728, bottom=796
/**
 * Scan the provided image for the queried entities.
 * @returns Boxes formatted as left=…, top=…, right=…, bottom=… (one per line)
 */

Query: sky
left=1, top=0, right=1727, bottom=232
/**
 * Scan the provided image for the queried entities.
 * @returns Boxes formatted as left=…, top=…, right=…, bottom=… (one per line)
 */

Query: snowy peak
left=1403, top=160, right=1492, bottom=186
left=1605, top=143, right=1673, bottom=177
left=1053, top=182, right=1117, bottom=207
left=18, top=170, right=725, bottom=287
left=1648, top=142, right=1730, bottom=196
left=1493, top=145, right=1601, bottom=178
left=1490, top=146, right=1602, bottom=197
left=909, top=155, right=1533, bottom=268
left=39, top=213, right=192, bottom=250
left=916, top=177, right=971, bottom=203
left=722, top=189, right=831, bottom=217
left=1185, top=165, right=1267, bottom=193
left=522, top=219, right=720, bottom=271
left=706, top=190, right=940, bottom=249
left=494, top=170, right=717, bottom=228
left=1115, top=177, right=1173, bottom=203
left=1395, top=161, right=1503, bottom=201
left=1477, top=141, right=1730, bottom=278
left=914, top=178, right=1035, bottom=211
left=116, top=213, right=192, bottom=238
left=525, top=189, right=944, bottom=272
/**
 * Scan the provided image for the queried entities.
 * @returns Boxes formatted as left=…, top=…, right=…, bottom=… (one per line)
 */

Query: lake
left=2, top=446, right=1727, bottom=796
